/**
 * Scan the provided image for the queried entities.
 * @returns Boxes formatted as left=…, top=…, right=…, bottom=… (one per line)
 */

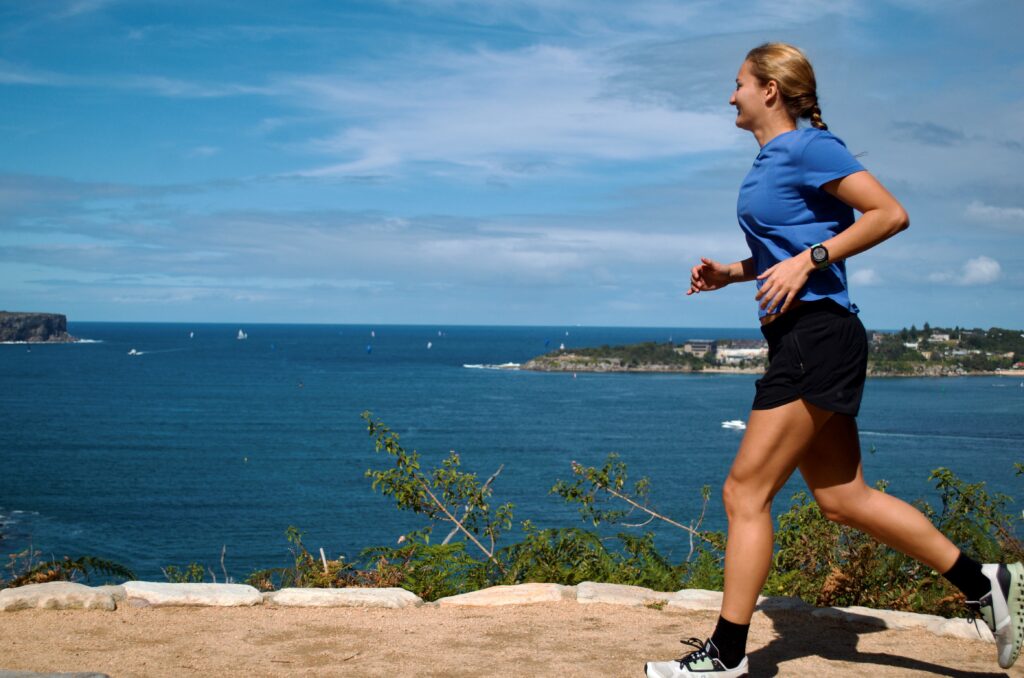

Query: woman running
left=644, top=42, right=1023, bottom=677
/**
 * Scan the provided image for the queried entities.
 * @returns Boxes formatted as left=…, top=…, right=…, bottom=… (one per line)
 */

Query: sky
left=1, top=0, right=1022, bottom=329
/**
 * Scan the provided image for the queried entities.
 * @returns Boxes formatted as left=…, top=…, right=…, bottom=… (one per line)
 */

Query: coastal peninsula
left=0, top=312, right=76, bottom=343
left=523, top=325, right=1024, bottom=377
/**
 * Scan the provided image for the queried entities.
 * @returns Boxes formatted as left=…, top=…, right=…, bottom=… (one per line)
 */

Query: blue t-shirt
left=737, top=127, right=865, bottom=317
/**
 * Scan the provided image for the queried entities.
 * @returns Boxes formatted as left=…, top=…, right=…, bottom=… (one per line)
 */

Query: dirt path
left=0, top=603, right=1019, bottom=677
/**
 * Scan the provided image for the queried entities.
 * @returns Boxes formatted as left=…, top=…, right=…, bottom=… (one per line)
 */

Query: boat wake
left=860, top=430, right=1022, bottom=444
left=463, top=362, right=521, bottom=370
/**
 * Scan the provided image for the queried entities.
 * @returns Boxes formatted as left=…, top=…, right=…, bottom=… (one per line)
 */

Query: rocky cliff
left=0, top=312, right=75, bottom=343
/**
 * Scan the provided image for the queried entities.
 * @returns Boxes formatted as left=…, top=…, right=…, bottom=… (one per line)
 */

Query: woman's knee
left=722, top=474, right=772, bottom=521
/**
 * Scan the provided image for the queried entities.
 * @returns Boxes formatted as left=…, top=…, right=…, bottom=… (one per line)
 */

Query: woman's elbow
left=890, top=206, right=910, bottom=234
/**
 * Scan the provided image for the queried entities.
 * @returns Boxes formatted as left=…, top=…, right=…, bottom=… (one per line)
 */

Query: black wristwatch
left=810, top=243, right=830, bottom=270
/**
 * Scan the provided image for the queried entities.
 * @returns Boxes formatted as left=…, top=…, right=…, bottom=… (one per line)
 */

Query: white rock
left=0, top=582, right=116, bottom=612
left=122, top=581, right=262, bottom=607
left=264, top=587, right=422, bottom=608
left=928, top=617, right=995, bottom=643
left=435, top=583, right=575, bottom=607
left=576, top=582, right=674, bottom=606
left=667, top=589, right=723, bottom=611
left=93, top=585, right=126, bottom=603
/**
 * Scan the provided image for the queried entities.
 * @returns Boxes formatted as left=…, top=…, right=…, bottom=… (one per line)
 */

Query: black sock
left=709, top=615, right=749, bottom=669
left=943, top=551, right=991, bottom=602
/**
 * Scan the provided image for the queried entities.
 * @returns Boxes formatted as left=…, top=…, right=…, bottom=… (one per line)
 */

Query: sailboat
left=237, top=329, right=248, bottom=340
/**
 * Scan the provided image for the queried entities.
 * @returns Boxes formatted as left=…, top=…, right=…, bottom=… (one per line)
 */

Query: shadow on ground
left=751, top=608, right=1008, bottom=677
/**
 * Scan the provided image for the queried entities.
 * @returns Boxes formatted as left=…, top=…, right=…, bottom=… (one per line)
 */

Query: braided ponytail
left=808, top=103, right=828, bottom=130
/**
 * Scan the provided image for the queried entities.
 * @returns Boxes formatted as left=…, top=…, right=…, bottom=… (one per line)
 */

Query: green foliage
left=551, top=453, right=651, bottom=526
left=245, top=526, right=359, bottom=591
left=928, top=467, right=1024, bottom=563
left=162, top=562, right=207, bottom=583
left=958, top=327, right=1024, bottom=354
left=495, top=525, right=711, bottom=593
left=3, top=547, right=134, bottom=589
left=360, top=531, right=489, bottom=602
left=362, top=411, right=513, bottom=570
left=498, top=526, right=628, bottom=586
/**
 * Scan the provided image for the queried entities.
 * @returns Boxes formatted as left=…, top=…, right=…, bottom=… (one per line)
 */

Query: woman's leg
left=800, top=414, right=1024, bottom=670
left=720, top=399, right=833, bottom=624
left=797, top=412, right=959, bottom=571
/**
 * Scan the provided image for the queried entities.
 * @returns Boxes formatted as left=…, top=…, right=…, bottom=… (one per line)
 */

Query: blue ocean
left=1, top=323, right=1021, bottom=582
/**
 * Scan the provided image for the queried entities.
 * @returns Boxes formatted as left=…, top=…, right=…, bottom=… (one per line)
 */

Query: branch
left=596, top=481, right=717, bottom=545
left=415, top=476, right=508, bottom=575
left=443, top=464, right=504, bottom=545
left=621, top=514, right=655, bottom=528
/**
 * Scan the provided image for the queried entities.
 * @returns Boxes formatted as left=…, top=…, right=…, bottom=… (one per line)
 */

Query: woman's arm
left=753, top=171, right=909, bottom=313
left=687, top=256, right=757, bottom=295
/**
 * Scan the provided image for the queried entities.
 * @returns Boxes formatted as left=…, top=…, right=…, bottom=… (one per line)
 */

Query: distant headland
left=523, top=324, right=1024, bottom=377
left=0, top=312, right=76, bottom=343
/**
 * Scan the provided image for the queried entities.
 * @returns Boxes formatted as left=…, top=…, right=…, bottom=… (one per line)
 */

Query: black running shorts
left=752, top=299, right=868, bottom=417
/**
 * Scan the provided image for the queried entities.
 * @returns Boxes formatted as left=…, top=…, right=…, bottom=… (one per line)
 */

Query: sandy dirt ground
left=0, top=603, right=1020, bottom=677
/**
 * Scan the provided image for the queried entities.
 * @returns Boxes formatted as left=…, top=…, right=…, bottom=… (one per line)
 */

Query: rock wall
left=0, top=311, right=74, bottom=342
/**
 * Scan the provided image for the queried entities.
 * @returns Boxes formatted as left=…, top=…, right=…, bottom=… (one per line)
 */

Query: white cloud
left=961, top=256, right=1002, bottom=285
left=50, top=0, right=115, bottom=20
left=850, top=268, right=882, bottom=286
left=965, top=201, right=1024, bottom=226
left=929, top=255, right=1002, bottom=286
left=287, top=45, right=739, bottom=177
left=186, top=146, right=220, bottom=158
left=383, top=0, right=864, bottom=39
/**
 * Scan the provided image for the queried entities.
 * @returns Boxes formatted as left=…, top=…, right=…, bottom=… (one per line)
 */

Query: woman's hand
left=755, top=252, right=814, bottom=314
left=687, top=257, right=735, bottom=295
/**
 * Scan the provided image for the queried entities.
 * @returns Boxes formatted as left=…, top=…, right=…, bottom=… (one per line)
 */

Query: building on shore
left=717, top=346, right=769, bottom=366
left=678, top=339, right=717, bottom=359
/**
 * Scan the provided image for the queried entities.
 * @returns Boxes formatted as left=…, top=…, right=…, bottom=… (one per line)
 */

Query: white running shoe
left=644, top=638, right=748, bottom=677
left=968, top=562, right=1024, bottom=669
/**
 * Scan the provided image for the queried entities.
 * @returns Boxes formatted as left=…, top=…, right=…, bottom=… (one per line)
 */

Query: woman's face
left=729, top=60, right=766, bottom=131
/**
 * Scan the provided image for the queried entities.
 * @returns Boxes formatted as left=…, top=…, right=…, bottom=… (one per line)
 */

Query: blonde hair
left=745, top=42, right=827, bottom=130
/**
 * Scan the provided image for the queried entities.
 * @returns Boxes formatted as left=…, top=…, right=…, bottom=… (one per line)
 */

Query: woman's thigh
left=797, top=413, right=867, bottom=510
left=728, top=399, right=834, bottom=506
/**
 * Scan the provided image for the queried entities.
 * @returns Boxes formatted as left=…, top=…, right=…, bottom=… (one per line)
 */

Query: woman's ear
left=763, top=79, right=779, bottom=105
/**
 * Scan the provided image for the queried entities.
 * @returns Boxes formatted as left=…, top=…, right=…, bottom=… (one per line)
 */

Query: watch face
left=811, top=245, right=828, bottom=265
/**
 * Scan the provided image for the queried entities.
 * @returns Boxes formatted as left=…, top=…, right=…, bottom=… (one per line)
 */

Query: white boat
left=721, top=419, right=746, bottom=430
left=237, top=330, right=248, bottom=340
left=189, top=331, right=194, bottom=339
left=128, top=348, right=141, bottom=356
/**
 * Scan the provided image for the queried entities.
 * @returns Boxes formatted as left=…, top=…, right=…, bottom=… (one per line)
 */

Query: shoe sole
left=643, top=660, right=749, bottom=677
left=1003, top=562, right=1024, bottom=669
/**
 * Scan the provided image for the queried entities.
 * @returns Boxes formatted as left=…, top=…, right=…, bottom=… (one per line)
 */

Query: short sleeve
left=800, top=133, right=865, bottom=189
